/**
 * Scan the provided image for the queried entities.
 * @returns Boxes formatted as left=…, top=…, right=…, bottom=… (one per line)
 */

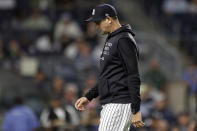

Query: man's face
left=95, top=18, right=111, bottom=35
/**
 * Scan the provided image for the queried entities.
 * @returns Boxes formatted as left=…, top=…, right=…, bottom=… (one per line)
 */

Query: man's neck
left=110, top=22, right=121, bottom=33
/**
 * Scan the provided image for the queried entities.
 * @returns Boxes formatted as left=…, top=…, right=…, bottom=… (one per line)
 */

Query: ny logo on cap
left=105, top=13, right=109, bottom=16
left=92, top=9, right=95, bottom=15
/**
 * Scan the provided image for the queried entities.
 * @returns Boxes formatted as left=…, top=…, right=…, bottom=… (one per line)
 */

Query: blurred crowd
left=139, top=0, right=197, bottom=60
left=0, top=0, right=196, bottom=131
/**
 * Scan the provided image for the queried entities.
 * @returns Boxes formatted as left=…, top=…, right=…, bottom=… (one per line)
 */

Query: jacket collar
left=107, top=24, right=135, bottom=39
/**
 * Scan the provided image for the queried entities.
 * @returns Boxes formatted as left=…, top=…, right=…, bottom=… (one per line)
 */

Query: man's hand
left=131, top=111, right=145, bottom=128
left=75, top=97, right=90, bottom=111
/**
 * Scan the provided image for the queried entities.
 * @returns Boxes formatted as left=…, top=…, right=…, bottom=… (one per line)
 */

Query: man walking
left=75, top=4, right=144, bottom=130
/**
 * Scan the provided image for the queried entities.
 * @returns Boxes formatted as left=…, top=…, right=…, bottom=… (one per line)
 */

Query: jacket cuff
left=84, top=93, right=93, bottom=101
left=131, top=104, right=140, bottom=114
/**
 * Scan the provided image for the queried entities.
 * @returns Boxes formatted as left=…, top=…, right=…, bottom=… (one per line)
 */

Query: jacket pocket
left=98, top=78, right=110, bottom=99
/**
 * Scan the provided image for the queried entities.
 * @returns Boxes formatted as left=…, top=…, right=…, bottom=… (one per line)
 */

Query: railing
left=135, top=31, right=182, bottom=80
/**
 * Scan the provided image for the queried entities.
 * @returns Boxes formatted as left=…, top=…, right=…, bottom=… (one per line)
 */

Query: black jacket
left=85, top=24, right=141, bottom=112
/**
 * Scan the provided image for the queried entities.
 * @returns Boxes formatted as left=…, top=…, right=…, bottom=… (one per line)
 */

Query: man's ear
left=105, top=16, right=112, bottom=24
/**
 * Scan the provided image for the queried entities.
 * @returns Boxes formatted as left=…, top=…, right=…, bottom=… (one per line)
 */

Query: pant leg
left=99, top=103, right=132, bottom=131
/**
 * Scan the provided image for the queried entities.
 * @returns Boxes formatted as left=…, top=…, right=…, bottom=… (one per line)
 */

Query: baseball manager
left=75, top=3, right=144, bottom=131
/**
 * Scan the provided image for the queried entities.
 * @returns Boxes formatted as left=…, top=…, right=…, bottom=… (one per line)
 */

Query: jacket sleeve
left=117, top=37, right=141, bottom=112
left=84, top=83, right=99, bottom=101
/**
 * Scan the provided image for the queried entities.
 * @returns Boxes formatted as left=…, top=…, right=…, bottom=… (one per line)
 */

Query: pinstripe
left=104, top=104, right=110, bottom=130
left=100, top=105, right=107, bottom=131
left=108, top=104, right=116, bottom=130
left=125, top=104, right=132, bottom=131
left=123, top=104, right=131, bottom=131
left=99, top=105, right=105, bottom=131
left=99, top=106, right=103, bottom=131
left=119, top=104, right=127, bottom=130
left=103, top=105, right=113, bottom=131
left=107, top=104, right=116, bottom=130
left=111, top=104, right=118, bottom=131
left=101, top=104, right=112, bottom=131
left=117, top=104, right=123, bottom=131
left=99, top=104, right=132, bottom=131
left=101, top=105, right=106, bottom=131
left=121, top=105, right=126, bottom=130
left=108, top=104, right=115, bottom=130
left=104, top=104, right=111, bottom=130
left=100, top=104, right=111, bottom=131
left=112, top=104, right=123, bottom=131
left=118, top=104, right=131, bottom=131
left=127, top=104, right=132, bottom=130
left=111, top=104, right=120, bottom=130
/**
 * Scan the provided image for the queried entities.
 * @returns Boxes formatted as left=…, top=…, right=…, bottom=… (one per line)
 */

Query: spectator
left=63, top=83, right=81, bottom=130
left=0, top=0, right=16, bottom=24
left=63, top=83, right=78, bottom=106
left=0, top=0, right=16, bottom=10
left=83, top=73, right=98, bottom=91
left=182, top=62, right=197, bottom=113
left=2, top=96, right=39, bottom=131
left=35, top=35, right=52, bottom=53
left=55, top=0, right=75, bottom=13
left=151, top=118, right=169, bottom=131
left=54, top=34, right=71, bottom=54
left=54, top=13, right=83, bottom=41
left=170, top=126, right=179, bottom=131
left=177, top=112, right=190, bottom=131
left=143, top=59, right=167, bottom=92
left=6, top=40, right=21, bottom=59
left=34, top=68, right=50, bottom=101
left=54, top=58, right=78, bottom=82
left=80, top=103, right=99, bottom=131
left=64, top=37, right=83, bottom=60
left=64, top=104, right=80, bottom=131
left=3, top=39, right=22, bottom=70
left=47, top=76, right=64, bottom=99
left=19, top=34, right=35, bottom=56
left=187, top=121, right=197, bottom=131
left=40, top=95, right=79, bottom=131
left=11, top=0, right=32, bottom=30
left=65, top=38, right=97, bottom=72
left=163, top=0, right=189, bottom=15
left=150, top=92, right=176, bottom=126
left=73, top=40, right=96, bottom=72
left=30, top=0, right=53, bottom=11
left=140, top=83, right=154, bottom=123
left=162, top=0, right=189, bottom=33
left=22, top=8, right=51, bottom=31
left=189, top=0, right=197, bottom=13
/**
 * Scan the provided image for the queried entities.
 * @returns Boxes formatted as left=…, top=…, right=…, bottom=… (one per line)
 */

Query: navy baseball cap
left=85, top=4, right=117, bottom=22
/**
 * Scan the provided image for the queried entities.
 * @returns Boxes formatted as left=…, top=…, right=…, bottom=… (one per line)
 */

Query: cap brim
left=85, top=17, right=93, bottom=22
left=85, top=17, right=103, bottom=22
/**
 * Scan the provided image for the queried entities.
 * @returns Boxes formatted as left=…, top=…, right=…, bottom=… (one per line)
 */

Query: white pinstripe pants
left=98, top=103, right=132, bottom=131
